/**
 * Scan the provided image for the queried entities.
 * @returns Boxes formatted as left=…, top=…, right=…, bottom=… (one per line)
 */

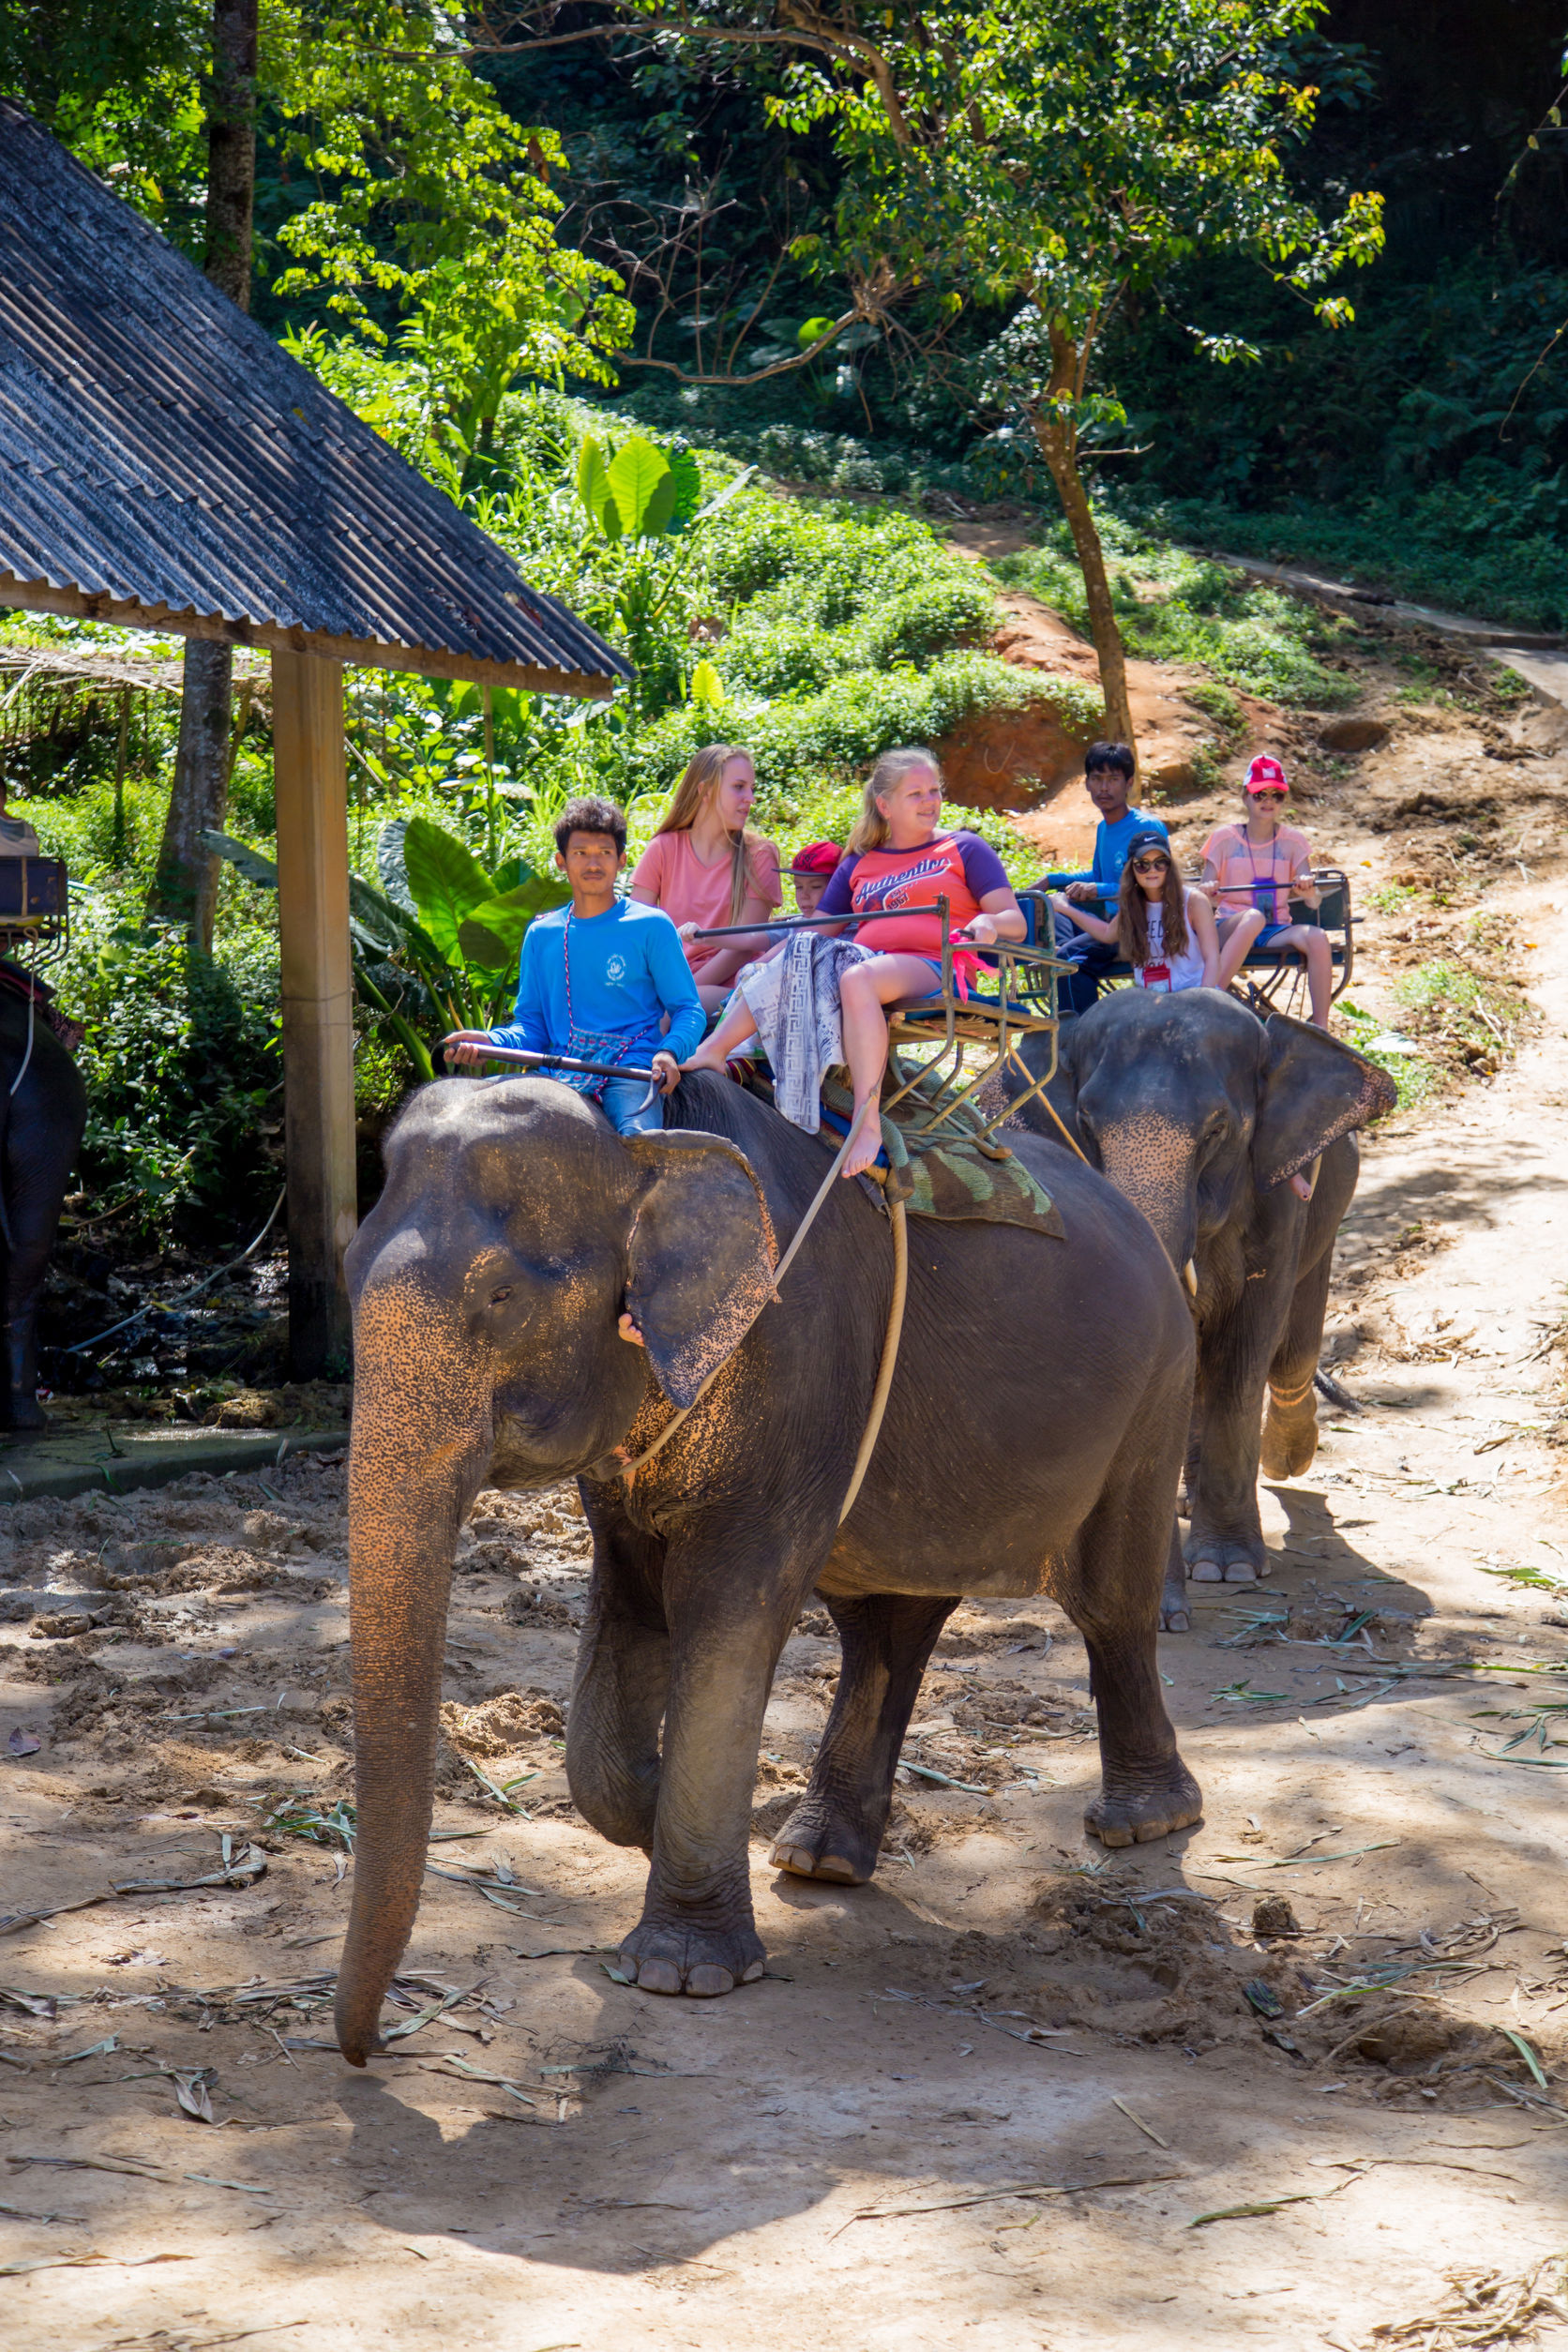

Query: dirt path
left=2, top=649, right=1567, bottom=2346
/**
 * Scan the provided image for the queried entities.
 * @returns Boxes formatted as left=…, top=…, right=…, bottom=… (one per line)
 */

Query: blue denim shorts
left=598, top=1071, right=664, bottom=1135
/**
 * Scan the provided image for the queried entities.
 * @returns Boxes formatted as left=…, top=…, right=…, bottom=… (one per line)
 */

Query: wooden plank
left=271, top=648, right=355, bottom=1381
left=0, top=573, right=621, bottom=698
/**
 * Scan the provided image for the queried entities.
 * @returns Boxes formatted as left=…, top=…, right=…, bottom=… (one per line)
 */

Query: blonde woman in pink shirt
left=629, top=744, right=783, bottom=1011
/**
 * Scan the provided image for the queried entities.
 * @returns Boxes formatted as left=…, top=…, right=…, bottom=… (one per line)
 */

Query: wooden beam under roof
left=0, top=573, right=621, bottom=700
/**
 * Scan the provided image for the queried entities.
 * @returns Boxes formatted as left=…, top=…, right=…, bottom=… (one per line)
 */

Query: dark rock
left=1319, top=716, right=1389, bottom=754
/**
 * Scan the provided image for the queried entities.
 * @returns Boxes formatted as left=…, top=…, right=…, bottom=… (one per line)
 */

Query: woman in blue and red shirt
left=686, top=746, right=1024, bottom=1179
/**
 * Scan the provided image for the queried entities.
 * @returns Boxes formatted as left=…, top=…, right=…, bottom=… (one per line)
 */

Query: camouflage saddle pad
left=738, top=1059, right=1063, bottom=1241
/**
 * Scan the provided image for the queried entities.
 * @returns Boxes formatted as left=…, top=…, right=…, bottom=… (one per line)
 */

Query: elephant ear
left=622, top=1131, right=778, bottom=1408
left=1255, top=1014, right=1398, bottom=1190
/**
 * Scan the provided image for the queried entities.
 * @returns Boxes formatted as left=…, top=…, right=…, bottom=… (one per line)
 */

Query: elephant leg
left=1261, top=1238, right=1334, bottom=1481
left=1185, top=1265, right=1296, bottom=1587
left=616, top=1527, right=826, bottom=1999
left=1, top=1047, right=84, bottom=1432
left=770, top=1591, right=959, bottom=1885
left=1063, top=1458, right=1202, bottom=1848
left=565, top=1489, right=670, bottom=1854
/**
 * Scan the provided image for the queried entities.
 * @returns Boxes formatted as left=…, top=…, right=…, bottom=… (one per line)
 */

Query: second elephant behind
left=1008, top=991, right=1396, bottom=1621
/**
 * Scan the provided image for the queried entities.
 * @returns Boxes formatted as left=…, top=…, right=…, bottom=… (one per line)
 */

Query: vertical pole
left=271, top=648, right=356, bottom=1380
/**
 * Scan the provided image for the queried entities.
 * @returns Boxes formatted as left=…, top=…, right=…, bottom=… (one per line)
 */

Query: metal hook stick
left=442, top=1041, right=666, bottom=1114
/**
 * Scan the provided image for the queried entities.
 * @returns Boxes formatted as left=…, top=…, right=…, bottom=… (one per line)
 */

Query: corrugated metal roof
left=0, top=101, right=633, bottom=695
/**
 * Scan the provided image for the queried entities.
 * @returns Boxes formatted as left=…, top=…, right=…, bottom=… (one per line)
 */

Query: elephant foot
left=616, top=1915, right=766, bottom=1998
left=1186, top=1535, right=1267, bottom=1586
left=1260, top=1398, right=1319, bottom=1481
left=1, top=1396, right=50, bottom=1435
left=768, top=1794, right=878, bottom=1886
left=1086, top=1765, right=1203, bottom=1850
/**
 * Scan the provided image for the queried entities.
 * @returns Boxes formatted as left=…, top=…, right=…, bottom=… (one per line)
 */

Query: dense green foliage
left=991, top=515, right=1362, bottom=709
left=2, top=406, right=1080, bottom=1234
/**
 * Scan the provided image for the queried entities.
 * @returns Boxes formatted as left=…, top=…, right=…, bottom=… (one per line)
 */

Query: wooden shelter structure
left=0, top=100, right=631, bottom=1377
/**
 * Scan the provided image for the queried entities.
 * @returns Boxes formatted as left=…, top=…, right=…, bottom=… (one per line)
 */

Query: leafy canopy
left=267, top=2, right=633, bottom=442
left=760, top=0, right=1384, bottom=366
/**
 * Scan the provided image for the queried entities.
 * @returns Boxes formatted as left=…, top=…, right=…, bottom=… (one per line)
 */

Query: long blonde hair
left=848, top=746, right=942, bottom=854
left=656, top=743, right=763, bottom=924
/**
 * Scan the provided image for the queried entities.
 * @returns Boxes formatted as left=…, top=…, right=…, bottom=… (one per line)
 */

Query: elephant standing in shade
left=332, top=1070, right=1202, bottom=2061
left=0, top=980, right=85, bottom=1429
left=1006, top=993, right=1395, bottom=1625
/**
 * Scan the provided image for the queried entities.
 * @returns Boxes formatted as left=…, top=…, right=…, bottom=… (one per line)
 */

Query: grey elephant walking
left=334, top=1071, right=1201, bottom=2061
left=1007, top=992, right=1396, bottom=1621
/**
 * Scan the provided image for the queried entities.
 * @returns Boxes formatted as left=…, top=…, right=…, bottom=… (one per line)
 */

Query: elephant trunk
left=1095, top=1114, right=1199, bottom=1274
left=335, top=1280, right=491, bottom=2066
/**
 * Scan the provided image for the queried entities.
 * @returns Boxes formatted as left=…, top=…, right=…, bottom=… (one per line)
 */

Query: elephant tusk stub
left=1183, top=1259, right=1199, bottom=1297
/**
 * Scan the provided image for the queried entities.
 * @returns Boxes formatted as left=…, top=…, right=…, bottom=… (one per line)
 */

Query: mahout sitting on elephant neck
left=1006, top=991, right=1395, bottom=1621
left=334, top=1065, right=1201, bottom=2060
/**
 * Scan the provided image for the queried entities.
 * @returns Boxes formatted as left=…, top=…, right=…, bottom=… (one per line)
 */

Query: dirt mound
left=935, top=698, right=1091, bottom=810
left=439, top=1688, right=565, bottom=1758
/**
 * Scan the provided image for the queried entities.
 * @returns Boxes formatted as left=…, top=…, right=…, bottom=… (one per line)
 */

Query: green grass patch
left=991, top=511, right=1361, bottom=709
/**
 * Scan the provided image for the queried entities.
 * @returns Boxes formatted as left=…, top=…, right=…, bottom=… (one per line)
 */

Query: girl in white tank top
left=1050, top=831, right=1221, bottom=991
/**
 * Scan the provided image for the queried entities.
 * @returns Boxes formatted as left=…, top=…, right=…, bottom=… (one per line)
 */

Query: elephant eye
left=489, top=1285, right=514, bottom=1306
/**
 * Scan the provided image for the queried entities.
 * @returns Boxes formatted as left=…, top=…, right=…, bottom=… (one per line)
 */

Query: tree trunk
left=1028, top=311, right=1137, bottom=761
left=146, top=0, right=258, bottom=937
left=1032, top=411, right=1136, bottom=757
left=149, top=641, right=234, bottom=949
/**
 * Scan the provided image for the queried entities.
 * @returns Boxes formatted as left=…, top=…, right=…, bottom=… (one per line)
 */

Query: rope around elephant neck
left=618, top=1109, right=910, bottom=1524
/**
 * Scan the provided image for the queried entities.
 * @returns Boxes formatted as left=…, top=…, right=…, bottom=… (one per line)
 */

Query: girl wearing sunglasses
left=1051, top=828, right=1253, bottom=997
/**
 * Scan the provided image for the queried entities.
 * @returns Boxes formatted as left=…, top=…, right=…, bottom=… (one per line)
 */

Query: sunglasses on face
left=1132, top=854, right=1169, bottom=873
left=1248, top=788, right=1287, bottom=801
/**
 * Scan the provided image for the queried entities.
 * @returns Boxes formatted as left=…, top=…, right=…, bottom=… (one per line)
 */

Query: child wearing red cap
left=789, top=839, right=842, bottom=919
left=1201, top=755, right=1332, bottom=1029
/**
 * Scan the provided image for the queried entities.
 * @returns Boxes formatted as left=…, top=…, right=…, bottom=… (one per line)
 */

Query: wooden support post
left=271, top=649, right=356, bottom=1380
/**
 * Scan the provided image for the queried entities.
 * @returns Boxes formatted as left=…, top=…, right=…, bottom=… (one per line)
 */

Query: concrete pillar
left=271, top=648, right=355, bottom=1379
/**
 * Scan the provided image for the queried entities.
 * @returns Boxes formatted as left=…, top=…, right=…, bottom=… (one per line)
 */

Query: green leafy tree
left=266, top=2, right=634, bottom=472
left=488, top=0, right=1382, bottom=754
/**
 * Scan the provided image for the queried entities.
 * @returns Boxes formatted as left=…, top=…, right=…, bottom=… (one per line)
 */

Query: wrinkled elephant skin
left=336, top=1074, right=1201, bottom=2059
left=1009, top=995, right=1395, bottom=1624
left=0, top=988, right=84, bottom=1429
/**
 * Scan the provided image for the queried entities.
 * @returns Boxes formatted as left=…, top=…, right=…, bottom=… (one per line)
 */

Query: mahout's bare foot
left=768, top=1795, right=879, bottom=1885
left=1085, top=1765, right=1203, bottom=1848
left=615, top=1915, right=765, bottom=1998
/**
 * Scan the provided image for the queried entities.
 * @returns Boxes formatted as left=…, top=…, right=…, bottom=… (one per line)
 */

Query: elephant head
left=334, top=1078, right=776, bottom=2066
left=1059, top=993, right=1395, bottom=1271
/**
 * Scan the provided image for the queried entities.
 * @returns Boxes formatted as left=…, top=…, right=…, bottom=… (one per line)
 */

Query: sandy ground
left=2, top=641, right=1568, bottom=2348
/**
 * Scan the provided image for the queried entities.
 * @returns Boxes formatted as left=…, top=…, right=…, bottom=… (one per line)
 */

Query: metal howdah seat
left=689, top=897, right=1068, bottom=1142
left=1031, top=868, right=1354, bottom=1018
left=881, top=893, right=1067, bottom=1138
left=0, top=853, right=69, bottom=967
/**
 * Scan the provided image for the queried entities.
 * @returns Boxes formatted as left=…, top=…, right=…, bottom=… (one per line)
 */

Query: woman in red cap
left=1201, top=755, right=1333, bottom=1028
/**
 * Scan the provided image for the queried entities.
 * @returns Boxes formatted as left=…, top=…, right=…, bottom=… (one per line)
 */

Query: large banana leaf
left=607, top=437, right=676, bottom=536
left=401, top=815, right=498, bottom=961
left=458, top=871, right=568, bottom=973
left=376, top=818, right=418, bottom=913
left=577, top=438, right=620, bottom=540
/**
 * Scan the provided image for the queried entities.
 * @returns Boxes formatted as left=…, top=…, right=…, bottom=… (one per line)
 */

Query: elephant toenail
left=685, top=1965, right=733, bottom=1997
left=740, top=1960, right=764, bottom=1983
left=632, top=1957, right=683, bottom=1996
